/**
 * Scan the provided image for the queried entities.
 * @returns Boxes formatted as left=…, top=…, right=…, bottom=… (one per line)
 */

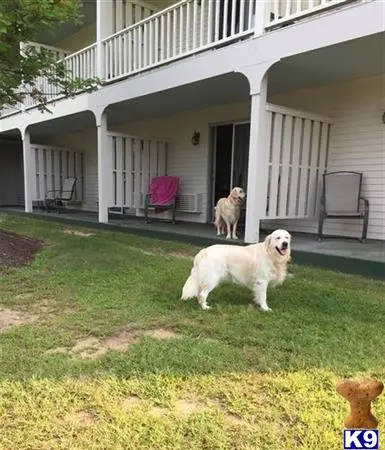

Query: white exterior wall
left=37, top=130, right=98, bottom=212
left=0, top=141, right=24, bottom=206
left=267, top=74, right=385, bottom=241
left=111, top=100, right=250, bottom=222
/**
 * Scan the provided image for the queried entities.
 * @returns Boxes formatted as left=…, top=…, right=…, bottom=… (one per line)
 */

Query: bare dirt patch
left=0, top=229, right=42, bottom=268
left=143, top=328, right=180, bottom=340
left=150, top=406, right=169, bottom=417
left=46, top=327, right=180, bottom=359
left=208, top=399, right=245, bottom=425
left=120, top=396, right=243, bottom=423
left=62, top=410, right=95, bottom=427
left=175, top=399, right=205, bottom=416
left=45, top=346, right=68, bottom=355
left=122, top=395, right=142, bottom=411
left=0, top=308, right=38, bottom=333
left=63, top=229, right=95, bottom=237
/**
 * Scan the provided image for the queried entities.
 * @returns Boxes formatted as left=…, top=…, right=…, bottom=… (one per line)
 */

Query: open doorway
left=0, top=139, right=24, bottom=207
left=209, top=122, right=250, bottom=221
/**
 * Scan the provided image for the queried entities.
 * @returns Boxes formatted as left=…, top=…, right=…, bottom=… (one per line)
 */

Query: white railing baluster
left=214, top=0, right=220, bottom=41
left=128, top=30, right=133, bottom=72
left=285, top=0, right=291, bottom=17
left=239, top=0, right=245, bottom=33
left=199, top=0, right=204, bottom=47
left=149, top=20, right=154, bottom=64
left=154, top=17, right=159, bottom=63
left=223, top=0, right=229, bottom=39
left=167, top=11, right=171, bottom=59
left=193, top=0, right=197, bottom=49
left=161, top=14, right=165, bottom=60
left=230, top=0, right=236, bottom=35
left=133, top=28, right=138, bottom=69
left=118, top=35, right=122, bottom=77
left=179, top=4, right=184, bottom=53
left=138, top=25, right=143, bottom=69
left=173, top=8, right=177, bottom=56
left=109, top=40, right=114, bottom=78
left=186, top=0, right=191, bottom=51
left=207, top=0, right=213, bottom=44
left=143, top=23, right=148, bottom=66
left=273, top=0, right=280, bottom=22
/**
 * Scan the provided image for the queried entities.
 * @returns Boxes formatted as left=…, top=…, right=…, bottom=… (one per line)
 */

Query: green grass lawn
left=0, top=213, right=384, bottom=449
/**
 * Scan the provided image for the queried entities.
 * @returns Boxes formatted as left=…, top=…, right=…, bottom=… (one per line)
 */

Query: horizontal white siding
left=267, top=74, right=385, bottom=241
left=0, top=140, right=24, bottom=206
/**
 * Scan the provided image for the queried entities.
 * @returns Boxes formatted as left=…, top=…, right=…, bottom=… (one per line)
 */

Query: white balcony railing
left=1, top=0, right=355, bottom=117
left=102, top=0, right=259, bottom=81
left=265, top=0, right=354, bottom=28
left=22, top=43, right=98, bottom=110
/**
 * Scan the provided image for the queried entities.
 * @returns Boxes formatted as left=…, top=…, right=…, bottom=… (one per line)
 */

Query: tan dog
left=181, top=229, right=292, bottom=311
left=214, top=187, right=246, bottom=239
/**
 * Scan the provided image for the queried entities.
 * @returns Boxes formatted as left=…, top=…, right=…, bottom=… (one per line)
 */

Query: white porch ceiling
left=106, top=73, right=251, bottom=125
left=268, top=32, right=384, bottom=94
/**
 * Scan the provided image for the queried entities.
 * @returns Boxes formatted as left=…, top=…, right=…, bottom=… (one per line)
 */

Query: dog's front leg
left=232, top=220, right=238, bottom=240
left=253, top=280, right=272, bottom=312
left=225, top=220, right=232, bottom=239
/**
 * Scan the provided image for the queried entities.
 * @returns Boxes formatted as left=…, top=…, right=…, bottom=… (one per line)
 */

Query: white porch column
left=97, top=112, right=112, bottom=223
left=22, top=129, right=34, bottom=213
left=96, top=0, right=114, bottom=79
left=244, top=76, right=269, bottom=243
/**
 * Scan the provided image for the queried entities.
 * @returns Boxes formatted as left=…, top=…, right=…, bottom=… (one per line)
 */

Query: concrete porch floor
left=1, top=208, right=384, bottom=278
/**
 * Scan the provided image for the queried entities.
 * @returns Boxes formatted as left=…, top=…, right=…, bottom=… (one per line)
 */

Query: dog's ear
left=264, top=234, right=272, bottom=249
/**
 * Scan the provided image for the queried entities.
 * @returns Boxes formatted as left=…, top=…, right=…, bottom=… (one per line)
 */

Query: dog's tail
left=213, top=205, right=221, bottom=228
left=181, top=267, right=199, bottom=300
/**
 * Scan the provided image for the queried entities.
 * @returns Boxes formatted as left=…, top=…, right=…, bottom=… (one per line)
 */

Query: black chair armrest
left=359, top=197, right=369, bottom=212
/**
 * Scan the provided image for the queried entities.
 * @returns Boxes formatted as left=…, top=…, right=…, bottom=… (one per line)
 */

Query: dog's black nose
left=282, top=241, right=288, bottom=249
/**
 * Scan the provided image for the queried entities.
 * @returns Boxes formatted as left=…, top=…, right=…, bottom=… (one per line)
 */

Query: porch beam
left=22, top=129, right=34, bottom=213
left=97, top=113, right=113, bottom=223
left=244, top=76, right=269, bottom=243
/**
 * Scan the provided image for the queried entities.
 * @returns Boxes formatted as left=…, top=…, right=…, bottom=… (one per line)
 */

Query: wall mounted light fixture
left=191, top=131, right=200, bottom=146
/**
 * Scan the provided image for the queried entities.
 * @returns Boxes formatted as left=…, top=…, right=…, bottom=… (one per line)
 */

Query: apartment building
left=0, top=0, right=383, bottom=242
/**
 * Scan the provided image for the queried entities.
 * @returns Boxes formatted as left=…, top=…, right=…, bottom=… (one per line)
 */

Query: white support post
left=244, top=76, right=269, bottom=243
left=22, top=129, right=34, bottom=213
left=96, top=0, right=114, bottom=79
left=97, top=112, right=112, bottom=223
left=253, top=0, right=267, bottom=35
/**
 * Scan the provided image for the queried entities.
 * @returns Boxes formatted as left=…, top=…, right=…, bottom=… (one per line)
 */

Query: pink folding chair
left=144, top=176, right=180, bottom=224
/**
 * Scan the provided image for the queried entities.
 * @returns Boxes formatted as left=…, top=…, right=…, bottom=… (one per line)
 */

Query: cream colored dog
left=181, top=229, right=291, bottom=311
left=214, top=187, right=246, bottom=239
